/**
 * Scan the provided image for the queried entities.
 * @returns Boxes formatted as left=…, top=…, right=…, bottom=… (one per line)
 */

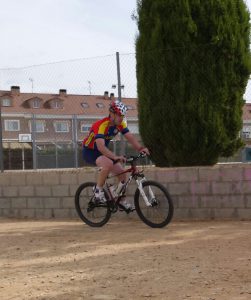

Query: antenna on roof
left=87, top=81, right=92, bottom=95
left=29, top=78, right=34, bottom=93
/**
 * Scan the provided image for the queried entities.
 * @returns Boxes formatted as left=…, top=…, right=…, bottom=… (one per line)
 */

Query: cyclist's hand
left=114, top=155, right=127, bottom=164
left=139, top=147, right=150, bottom=156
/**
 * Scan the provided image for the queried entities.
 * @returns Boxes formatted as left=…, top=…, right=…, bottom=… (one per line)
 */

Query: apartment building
left=1, top=86, right=251, bottom=169
left=241, top=102, right=251, bottom=162
left=0, top=86, right=139, bottom=169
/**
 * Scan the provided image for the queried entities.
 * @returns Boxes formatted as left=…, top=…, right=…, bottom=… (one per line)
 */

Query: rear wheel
left=134, top=180, right=174, bottom=228
left=75, top=182, right=111, bottom=227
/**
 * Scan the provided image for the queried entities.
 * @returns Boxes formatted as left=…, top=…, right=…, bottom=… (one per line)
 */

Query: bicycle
left=75, top=153, right=174, bottom=228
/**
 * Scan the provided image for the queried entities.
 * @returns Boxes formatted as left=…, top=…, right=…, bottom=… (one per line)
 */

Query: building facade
left=1, top=86, right=251, bottom=169
left=0, top=86, right=140, bottom=169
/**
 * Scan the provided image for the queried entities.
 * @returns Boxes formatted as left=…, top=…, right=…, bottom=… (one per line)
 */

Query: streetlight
left=87, top=81, right=92, bottom=95
left=111, top=84, right=125, bottom=97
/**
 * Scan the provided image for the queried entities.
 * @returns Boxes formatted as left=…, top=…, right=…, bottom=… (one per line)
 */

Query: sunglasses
left=113, top=111, right=125, bottom=117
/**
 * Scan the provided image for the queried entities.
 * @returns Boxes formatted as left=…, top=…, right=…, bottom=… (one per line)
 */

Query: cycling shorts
left=82, top=147, right=119, bottom=166
left=82, top=147, right=102, bottom=165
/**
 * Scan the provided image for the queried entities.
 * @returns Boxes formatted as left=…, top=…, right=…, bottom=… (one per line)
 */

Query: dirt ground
left=0, top=218, right=250, bottom=300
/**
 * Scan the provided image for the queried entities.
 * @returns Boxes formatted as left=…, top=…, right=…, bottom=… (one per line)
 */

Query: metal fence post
left=72, top=114, right=78, bottom=168
left=116, top=51, right=126, bottom=156
left=31, top=114, right=37, bottom=169
left=0, top=103, right=3, bottom=172
left=55, top=141, right=58, bottom=168
left=116, top=52, right=122, bottom=101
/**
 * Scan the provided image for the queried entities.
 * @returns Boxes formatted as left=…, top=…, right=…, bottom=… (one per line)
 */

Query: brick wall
left=0, top=164, right=250, bottom=220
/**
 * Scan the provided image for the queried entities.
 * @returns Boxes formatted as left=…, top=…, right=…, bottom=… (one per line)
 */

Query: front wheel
left=75, top=182, right=111, bottom=227
left=134, top=180, right=174, bottom=228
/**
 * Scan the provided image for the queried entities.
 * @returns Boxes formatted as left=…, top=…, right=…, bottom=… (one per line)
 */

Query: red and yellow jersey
left=83, top=117, right=129, bottom=149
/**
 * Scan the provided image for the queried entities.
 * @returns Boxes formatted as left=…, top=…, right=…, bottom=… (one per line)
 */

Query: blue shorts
left=82, top=147, right=102, bottom=165
left=82, top=146, right=119, bottom=166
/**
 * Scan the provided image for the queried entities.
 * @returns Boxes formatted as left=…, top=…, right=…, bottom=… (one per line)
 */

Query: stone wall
left=0, top=164, right=250, bottom=220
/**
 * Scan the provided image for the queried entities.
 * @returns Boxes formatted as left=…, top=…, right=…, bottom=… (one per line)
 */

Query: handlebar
left=126, top=152, right=147, bottom=164
left=113, top=152, right=147, bottom=165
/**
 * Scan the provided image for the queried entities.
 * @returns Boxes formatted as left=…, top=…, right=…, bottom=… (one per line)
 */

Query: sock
left=116, top=181, right=125, bottom=194
left=95, top=186, right=103, bottom=192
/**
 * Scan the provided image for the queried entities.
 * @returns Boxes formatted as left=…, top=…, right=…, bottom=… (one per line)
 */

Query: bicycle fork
left=136, top=178, right=155, bottom=207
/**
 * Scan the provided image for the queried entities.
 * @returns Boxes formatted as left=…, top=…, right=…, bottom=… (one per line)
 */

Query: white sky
left=0, top=0, right=138, bottom=68
left=1, top=0, right=251, bottom=99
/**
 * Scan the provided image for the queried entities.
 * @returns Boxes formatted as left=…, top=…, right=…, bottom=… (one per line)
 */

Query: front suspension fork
left=136, top=178, right=154, bottom=207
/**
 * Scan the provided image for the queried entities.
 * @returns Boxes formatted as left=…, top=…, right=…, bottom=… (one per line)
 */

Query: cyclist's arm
left=124, top=132, right=150, bottom=155
left=95, top=138, right=125, bottom=161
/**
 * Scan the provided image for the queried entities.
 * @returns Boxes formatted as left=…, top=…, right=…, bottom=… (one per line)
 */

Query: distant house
left=240, top=103, right=251, bottom=162
left=242, top=103, right=251, bottom=141
left=1, top=85, right=251, bottom=168
left=0, top=86, right=139, bottom=169
left=0, top=86, right=139, bottom=141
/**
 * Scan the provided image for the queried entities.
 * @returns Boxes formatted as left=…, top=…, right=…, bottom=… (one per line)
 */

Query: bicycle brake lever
left=126, top=157, right=134, bottom=163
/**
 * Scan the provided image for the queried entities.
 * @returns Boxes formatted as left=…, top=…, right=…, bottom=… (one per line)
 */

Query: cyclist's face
left=110, top=112, right=124, bottom=125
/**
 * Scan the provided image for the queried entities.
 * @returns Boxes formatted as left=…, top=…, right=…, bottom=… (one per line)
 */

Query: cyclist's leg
left=111, top=162, right=126, bottom=182
left=96, top=155, right=114, bottom=187
left=111, top=162, right=134, bottom=210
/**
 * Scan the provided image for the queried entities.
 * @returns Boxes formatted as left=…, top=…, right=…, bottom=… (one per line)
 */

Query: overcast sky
left=0, top=0, right=138, bottom=68
left=1, top=0, right=251, bottom=99
left=1, top=0, right=251, bottom=68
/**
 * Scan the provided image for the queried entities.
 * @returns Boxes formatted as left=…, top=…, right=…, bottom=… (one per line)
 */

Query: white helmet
left=109, top=100, right=128, bottom=116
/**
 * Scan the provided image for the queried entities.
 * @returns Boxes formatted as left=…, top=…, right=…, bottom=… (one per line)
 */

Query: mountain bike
left=75, top=153, right=174, bottom=228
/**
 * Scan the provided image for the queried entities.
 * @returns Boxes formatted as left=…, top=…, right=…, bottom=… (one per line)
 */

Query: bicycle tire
left=134, top=180, right=174, bottom=228
left=75, top=182, right=111, bottom=227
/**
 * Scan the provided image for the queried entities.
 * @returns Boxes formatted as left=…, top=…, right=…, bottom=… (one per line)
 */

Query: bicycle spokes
left=134, top=180, right=173, bottom=228
left=75, top=153, right=174, bottom=228
left=75, top=182, right=111, bottom=227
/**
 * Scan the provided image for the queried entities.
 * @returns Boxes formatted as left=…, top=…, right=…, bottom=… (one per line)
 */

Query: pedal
left=118, top=203, right=135, bottom=214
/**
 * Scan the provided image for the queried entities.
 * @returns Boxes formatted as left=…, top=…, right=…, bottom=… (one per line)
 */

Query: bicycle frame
left=75, top=152, right=174, bottom=227
left=105, top=156, right=154, bottom=207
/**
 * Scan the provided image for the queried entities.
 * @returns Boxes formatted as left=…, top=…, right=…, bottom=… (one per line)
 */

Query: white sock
left=95, top=186, right=103, bottom=192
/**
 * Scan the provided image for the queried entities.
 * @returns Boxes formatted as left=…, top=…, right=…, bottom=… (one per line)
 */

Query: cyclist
left=82, top=99, right=150, bottom=209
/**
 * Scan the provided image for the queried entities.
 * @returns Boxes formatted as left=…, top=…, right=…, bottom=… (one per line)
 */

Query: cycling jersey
left=83, top=117, right=129, bottom=150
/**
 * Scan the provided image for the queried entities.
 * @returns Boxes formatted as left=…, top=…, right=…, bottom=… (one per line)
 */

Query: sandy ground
left=0, top=218, right=251, bottom=300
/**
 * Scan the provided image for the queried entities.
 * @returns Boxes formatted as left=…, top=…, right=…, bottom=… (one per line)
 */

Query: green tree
left=136, top=0, right=251, bottom=166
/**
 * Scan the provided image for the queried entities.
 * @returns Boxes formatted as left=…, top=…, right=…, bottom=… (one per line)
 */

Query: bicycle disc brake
left=150, top=198, right=158, bottom=207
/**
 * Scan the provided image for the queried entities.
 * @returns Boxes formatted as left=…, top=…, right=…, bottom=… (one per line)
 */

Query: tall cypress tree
left=136, top=0, right=251, bottom=166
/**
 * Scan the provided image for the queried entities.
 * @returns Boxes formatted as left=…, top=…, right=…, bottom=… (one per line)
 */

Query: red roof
left=0, top=88, right=138, bottom=118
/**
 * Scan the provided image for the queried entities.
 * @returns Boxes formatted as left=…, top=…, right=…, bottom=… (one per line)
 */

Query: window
left=33, top=98, right=40, bottom=108
left=96, top=103, right=105, bottom=108
left=126, top=105, right=135, bottom=110
left=242, top=125, right=251, bottom=139
left=81, top=102, right=89, bottom=108
left=4, top=120, right=20, bottom=131
left=54, top=100, right=63, bottom=109
left=1, top=98, right=11, bottom=107
left=29, top=120, right=45, bottom=132
left=243, top=125, right=251, bottom=132
left=242, top=131, right=251, bottom=139
left=54, top=121, right=69, bottom=132
left=81, top=123, right=92, bottom=132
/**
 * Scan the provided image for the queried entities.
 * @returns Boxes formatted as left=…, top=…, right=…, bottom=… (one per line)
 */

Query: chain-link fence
left=0, top=53, right=137, bottom=97
left=0, top=48, right=251, bottom=171
left=0, top=52, right=151, bottom=170
left=1, top=112, right=147, bottom=170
